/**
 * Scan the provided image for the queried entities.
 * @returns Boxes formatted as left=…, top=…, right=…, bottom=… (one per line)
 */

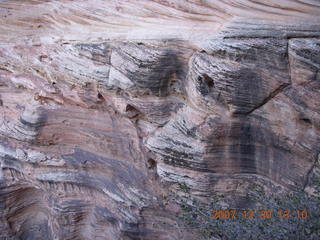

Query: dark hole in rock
left=301, top=118, right=311, bottom=124
left=197, top=74, right=215, bottom=96
left=125, top=104, right=140, bottom=118
left=204, top=74, right=214, bottom=88
left=147, top=159, right=157, bottom=169
left=97, top=92, right=104, bottom=100
left=170, top=78, right=176, bottom=87
left=125, top=104, right=138, bottom=112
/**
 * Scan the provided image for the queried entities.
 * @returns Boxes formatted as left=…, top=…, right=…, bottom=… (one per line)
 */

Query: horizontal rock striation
left=0, top=0, right=319, bottom=239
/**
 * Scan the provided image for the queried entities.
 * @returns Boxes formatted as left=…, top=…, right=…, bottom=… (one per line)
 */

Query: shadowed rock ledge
left=0, top=1, right=320, bottom=239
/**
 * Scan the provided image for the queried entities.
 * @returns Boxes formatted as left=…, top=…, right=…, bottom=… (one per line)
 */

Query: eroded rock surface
left=0, top=0, right=319, bottom=239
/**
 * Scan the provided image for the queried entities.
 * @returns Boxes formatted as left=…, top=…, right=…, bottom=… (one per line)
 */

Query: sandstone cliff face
left=0, top=1, right=319, bottom=239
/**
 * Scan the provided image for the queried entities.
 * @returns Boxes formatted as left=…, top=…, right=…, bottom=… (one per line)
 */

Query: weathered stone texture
left=0, top=0, right=319, bottom=239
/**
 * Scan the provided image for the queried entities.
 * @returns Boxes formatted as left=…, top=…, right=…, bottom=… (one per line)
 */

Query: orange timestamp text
left=211, top=209, right=309, bottom=220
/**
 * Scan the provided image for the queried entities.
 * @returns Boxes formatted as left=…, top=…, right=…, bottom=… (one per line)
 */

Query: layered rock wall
left=0, top=1, right=319, bottom=239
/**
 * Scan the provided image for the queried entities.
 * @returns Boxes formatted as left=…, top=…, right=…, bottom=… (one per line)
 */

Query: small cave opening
left=299, top=113, right=312, bottom=125
left=125, top=104, right=138, bottom=112
left=205, top=75, right=215, bottom=88
left=301, top=118, right=311, bottom=124
left=97, top=92, right=104, bottom=101
left=147, top=158, right=157, bottom=170
left=197, top=74, right=215, bottom=96
left=125, top=104, right=140, bottom=118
